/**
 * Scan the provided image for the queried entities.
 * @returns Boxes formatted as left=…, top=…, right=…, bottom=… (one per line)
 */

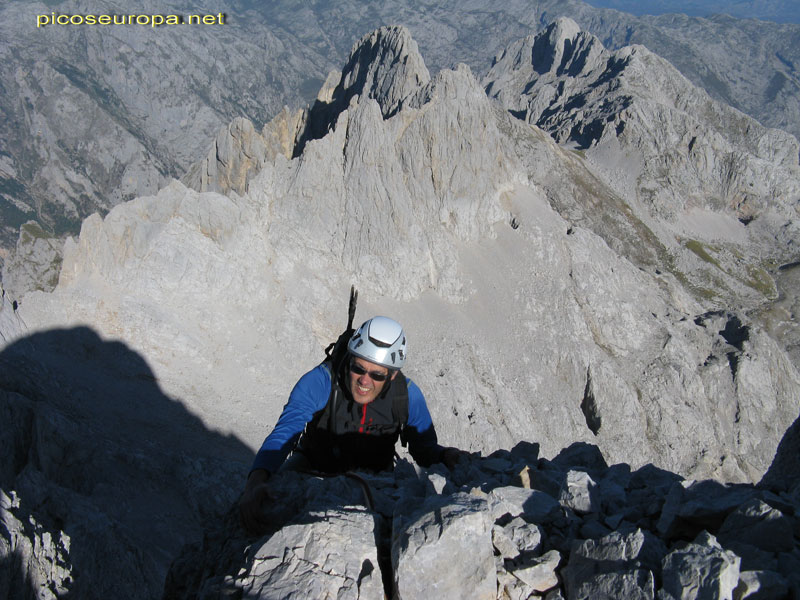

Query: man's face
left=348, top=356, right=397, bottom=405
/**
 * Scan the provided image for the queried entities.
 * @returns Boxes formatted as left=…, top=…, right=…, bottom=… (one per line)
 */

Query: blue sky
left=581, top=0, right=800, bottom=23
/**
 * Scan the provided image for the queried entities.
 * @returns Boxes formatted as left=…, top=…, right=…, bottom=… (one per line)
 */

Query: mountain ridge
left=2, top=0, right=800, bottom=296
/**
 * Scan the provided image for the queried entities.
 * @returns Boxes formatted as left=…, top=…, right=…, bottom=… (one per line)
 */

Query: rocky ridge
left=3, top=0, right=800, bottom=299
left=484, top=18, right=799, bottom=223
left=166, top=441, right=800, bottom=599
left=484, top=18, right=800, bottom=311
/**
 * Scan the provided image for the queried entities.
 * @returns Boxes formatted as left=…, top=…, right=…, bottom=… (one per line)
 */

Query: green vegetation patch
left=20, top=221, right=53, bottom=242
left=685, top=239, right=721, bottom=268
left=745, top=264, right=777, bottom=298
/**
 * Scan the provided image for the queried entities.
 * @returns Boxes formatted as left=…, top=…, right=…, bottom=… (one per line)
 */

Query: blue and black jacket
left=251, top=359, right=445, bottom=475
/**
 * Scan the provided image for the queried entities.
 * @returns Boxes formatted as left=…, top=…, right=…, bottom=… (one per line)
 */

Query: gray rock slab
left=732, top=570, right=789, bottom=600
left=558, top=470, right=599, bottom=515
left=717, top=498, right=794, bottom=554
left=493, top=524, right=521, bottom=560
left=497, top=570, right=535, bottom=600
left=567, top=569, right=655, bottom=600
left=505, top=516, right=544, bottom=556
left=488, top=486, right=562, bottom=523
left=509, top=549, right=562, bottom=593
left=240, top=506, right=384, bottom=600
left=660, top=532, right=741, bottom=600
left=563, top=528, right=666, bottom=599
left=658, top=480, right=758, bottom=539
left=392, top=492, right=495, bottom=600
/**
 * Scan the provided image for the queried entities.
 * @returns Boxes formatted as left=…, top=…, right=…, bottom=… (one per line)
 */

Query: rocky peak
left=532, top=17, right=595, bottom=76
left=484, top=19, right=800, bottom=319
left=485, top=18, right=606, bottom=111
left=295, top=25, right=430, bottom=155
left=484, top=21, right=800, bottom=211
left=337, top=25, right=430, bottom=117
left=182, top=108, right=305, bottom=196
left=185, top=25, right=433, bottom=195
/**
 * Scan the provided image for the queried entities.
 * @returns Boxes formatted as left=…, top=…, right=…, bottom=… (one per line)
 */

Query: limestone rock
left=716, top=498, right=794, bottom=554
left=0, top=488, right=72, bottom=600
left=558, top=470, right=599, bottom=515
left=563, top=529, right=666, bottom=600
left=181, top=111, right=305, bottom=196
left=508, top=548, right=561, bottom=592
left=0, top=222, right=63, bottom=301
left=165, top=441, right=800, bottom=600
left=733, top=570, right=789, bottom=600
left=568, top=570, right=656, bottom=600
left=657, top=480, right=759, bottom=540
left=660, top=532, right=741, bottom=600
left=392, top=493, right=495, bottom=600
left=487, top=486, right=562, bottom=524
left=239, top=507, right=384, bottom=600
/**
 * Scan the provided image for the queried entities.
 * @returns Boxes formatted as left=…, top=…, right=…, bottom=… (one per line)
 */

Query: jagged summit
left=296, top=25, right=431, bottom=155
left=484, top=21, right=800, bottom=223
left=335, top=25, right=430, bottom=118
left=485, top=18, right=607, bottom=115
left=530, top=17, right=596, bottom=77
left=183, top=25, right=432, bottom=195
left=484, top=19, right=800, bottom=327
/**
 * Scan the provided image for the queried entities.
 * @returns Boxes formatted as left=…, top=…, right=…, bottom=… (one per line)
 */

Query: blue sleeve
left=404, top=378, right=445, bottom=467
left=250, top=364, right=331, bottom=474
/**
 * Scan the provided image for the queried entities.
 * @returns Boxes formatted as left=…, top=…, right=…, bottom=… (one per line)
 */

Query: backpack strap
left=389, top=373, right=410, bottom=447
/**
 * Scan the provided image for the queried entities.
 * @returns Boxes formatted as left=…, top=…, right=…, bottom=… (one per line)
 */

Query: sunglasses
left=349, top=360, right=390, bottom=382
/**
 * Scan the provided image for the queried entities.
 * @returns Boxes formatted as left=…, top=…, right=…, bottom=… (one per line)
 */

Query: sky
left=582, top=0, right=800, bottom=23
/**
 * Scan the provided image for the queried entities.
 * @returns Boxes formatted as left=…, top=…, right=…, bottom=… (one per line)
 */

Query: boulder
left=660, top=532, right=741, bottom=600
left=392, top=493, right=495, bottom=600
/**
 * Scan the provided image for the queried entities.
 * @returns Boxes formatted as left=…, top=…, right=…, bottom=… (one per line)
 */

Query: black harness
left=296, top=358, right=409, bottom=473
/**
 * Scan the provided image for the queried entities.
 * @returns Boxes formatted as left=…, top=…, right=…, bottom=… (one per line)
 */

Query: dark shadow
left=0, top=326, right=255, bottom=600
left=293, top=32, right=383, bottom=158
left=163, top=468, right=395, bottom=599
left=759, top=410, right=800, bottom=492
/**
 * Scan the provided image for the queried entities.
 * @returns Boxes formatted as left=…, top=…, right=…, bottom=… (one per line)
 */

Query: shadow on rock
left=164, top=469, right=393, bottom=599
left=0, top=326, right=255, bottom=600
left=159, top=438, right=800, bottom=599
left=760, top=410, right=800, bottom=493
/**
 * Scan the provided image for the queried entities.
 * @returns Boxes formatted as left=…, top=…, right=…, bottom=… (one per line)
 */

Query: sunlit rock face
left=1, top=22, right=799, bottom=600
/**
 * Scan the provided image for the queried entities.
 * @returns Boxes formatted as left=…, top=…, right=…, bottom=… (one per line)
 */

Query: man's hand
left=441, top=447, right=467, bottom=470
left=239, top=469, right=273, bottom=534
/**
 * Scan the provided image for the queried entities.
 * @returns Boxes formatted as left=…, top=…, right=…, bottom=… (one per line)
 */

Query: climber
left=240, top=315, right=464, bottom=532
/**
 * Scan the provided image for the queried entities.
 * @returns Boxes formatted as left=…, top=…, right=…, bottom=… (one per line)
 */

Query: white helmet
left=348, top=316, right=407, bottom=369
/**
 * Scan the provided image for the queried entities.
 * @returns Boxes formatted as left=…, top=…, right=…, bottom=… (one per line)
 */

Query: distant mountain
left=1, top=0, right=798, bottom=300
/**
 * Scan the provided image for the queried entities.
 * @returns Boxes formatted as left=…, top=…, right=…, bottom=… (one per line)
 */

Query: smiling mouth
left=357, top=384, right=372, bottom=393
